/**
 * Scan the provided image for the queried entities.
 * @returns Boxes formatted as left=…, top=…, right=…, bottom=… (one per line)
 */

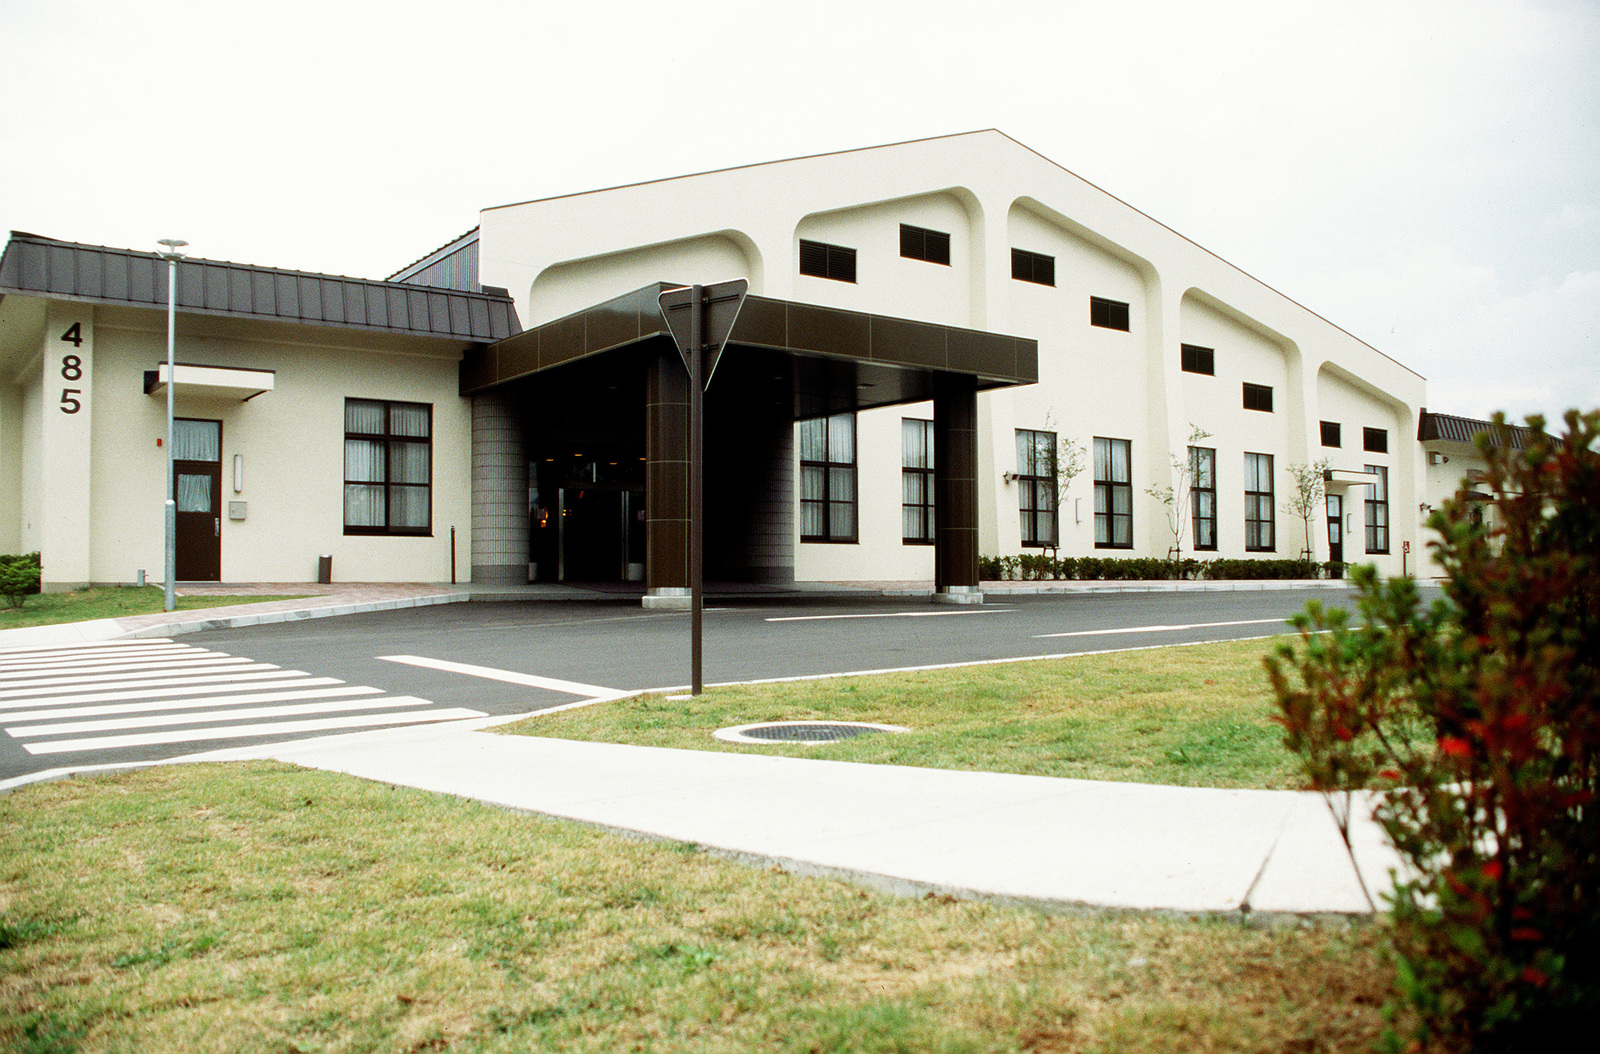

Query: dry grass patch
left=501, top=638, right=1301, bottom=789
left=0, top=762, right=1396, bottom=1052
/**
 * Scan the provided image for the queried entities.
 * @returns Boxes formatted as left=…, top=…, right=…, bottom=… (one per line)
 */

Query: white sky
left=3, top=0, right=1595, bottom=422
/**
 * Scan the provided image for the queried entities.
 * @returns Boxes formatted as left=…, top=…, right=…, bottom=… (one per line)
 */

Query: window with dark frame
left=1244, top=452, right=1275, bottom=552
left=1016, top=429, right=1057, bottom=548
left=1090, top=297, right=1131, bottom=331
left=1094, top=437, right=1133, bottom=549
left=1011, top=248, right=1055, bottom=286
left=344, top=398, right=432, bottom=535
left=899, top=224, right=951, bottom=266
left=1321, top=421, right=1342, bottom=447
left=1365, top=464, right=1390, bottom=553
left=799, top=239, right=857, bottom=283
left=1190, top=446, right=1217, bottom=551
left=800, top=413, right=857, bottom=542
left=1363, top=426, right=1389, bottom=453
left=902, top=418, right=935, bottom=544
left=1242, top=382, right=1274, bottom=412
left=1181, top=344, right=1215, bottom=375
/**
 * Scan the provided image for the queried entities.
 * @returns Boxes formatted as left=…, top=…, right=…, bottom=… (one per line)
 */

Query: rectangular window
left=1363, top=426, right=1388, bottom=453
left=1244, top=452, right=1275, bottom=551
left=1365, top=464, right=1390, bottom=553
left=1011, top=248, right=1055, bottom=286
left=1094, top=437, right=1133, bottom=548
left=1090, top=297, right=1131, bottom=331
left=799, top=239, right=857, bottom=283
left=1190, top=446, right=1217, bottom=551
left=800, top=413, right=857, bottom=542
left=344, top=398, right=432, bottom=535
left=902, top=418, right=935, bottom=544
left=899, top=224, right=951, bottom=266
left=1321, top=421, right=1342, bottom=447
left=1180, top=344, right=1215, bottom=375
left=1243, top=382, right=1274, bottom=412
left=1016, top=429, right=1057, bottom=547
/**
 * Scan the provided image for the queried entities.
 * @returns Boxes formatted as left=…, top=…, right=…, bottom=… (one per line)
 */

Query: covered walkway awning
left=459, top=283, right=1037, bottom=410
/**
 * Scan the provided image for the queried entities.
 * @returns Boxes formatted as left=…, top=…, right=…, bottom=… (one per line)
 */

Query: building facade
left=3, top=131, right=1447, bottom=595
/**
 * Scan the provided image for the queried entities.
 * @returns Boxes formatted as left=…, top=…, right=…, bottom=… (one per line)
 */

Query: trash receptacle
left=317, top=555, right=332, bottom=584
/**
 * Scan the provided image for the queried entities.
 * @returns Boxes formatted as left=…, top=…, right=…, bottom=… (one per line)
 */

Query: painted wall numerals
left=58, top=329, right=86, bottom=413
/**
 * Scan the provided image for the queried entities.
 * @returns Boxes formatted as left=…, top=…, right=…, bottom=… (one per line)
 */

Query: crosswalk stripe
left=0, top=646, right=209, bottom=671
left=0, top=674, right=325, bottom=711
left=0, top=666, right=292, bottom=700
left=9, top=696, right=435, bottom=737
left=2, top=685, right=379, bottom=730
left=23, top=706, right=489, bottom=754
left=0, top=638, right=178, bottom=657
left=0, top=679, right=347, bottom=721
left=0, top=656, right=254, bottom=681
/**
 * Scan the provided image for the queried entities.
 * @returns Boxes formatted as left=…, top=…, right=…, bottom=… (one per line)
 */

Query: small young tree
left=1282, top=459, right=1329, bottom=560
left=1039, top=411, right=1085, bottom=566
left=1144, top=424, right=1212, bottom=561
left=1267, top=409, right=1600, bottom=1052
left=0, top=552, right=41, bottom=609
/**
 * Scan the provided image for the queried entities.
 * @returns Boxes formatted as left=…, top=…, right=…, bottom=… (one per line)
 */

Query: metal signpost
left=157, top=238, right=188, bottom=612
left=657, top=279, right=748, bottom=695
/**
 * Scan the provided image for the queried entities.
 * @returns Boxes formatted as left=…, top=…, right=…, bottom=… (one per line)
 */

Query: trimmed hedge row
left=978, top=553, right=1344, bottom=582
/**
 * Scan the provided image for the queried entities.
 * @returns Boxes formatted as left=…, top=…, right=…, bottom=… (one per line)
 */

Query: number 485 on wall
left=59, top=323, right=84, bottom=414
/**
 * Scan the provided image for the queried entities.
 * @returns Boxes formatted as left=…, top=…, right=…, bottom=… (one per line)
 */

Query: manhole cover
left=712, top=721, right=910, bottom=744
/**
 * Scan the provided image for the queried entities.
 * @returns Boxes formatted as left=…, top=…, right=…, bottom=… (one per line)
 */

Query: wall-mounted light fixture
left=233, top=454, right=244, bottom=494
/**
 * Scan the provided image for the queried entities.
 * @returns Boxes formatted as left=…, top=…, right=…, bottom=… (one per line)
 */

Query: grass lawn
left=1, top=762, right=1396, bottom=1054
left=0, top=587, right=311, bottom=632
left=499, top=637, right=1303, bottom=790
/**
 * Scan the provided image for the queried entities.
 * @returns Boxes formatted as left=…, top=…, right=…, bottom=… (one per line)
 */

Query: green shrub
left=1268, top=410, right=1600, bottom=1051
left=0, top=551, right=42, bottom=608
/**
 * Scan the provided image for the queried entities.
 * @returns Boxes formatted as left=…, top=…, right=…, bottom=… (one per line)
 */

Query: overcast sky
left=4, top=0, right=1595, bottom=423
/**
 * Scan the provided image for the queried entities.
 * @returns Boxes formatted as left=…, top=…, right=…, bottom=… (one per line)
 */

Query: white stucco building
left=2, top=131, right=1459, bottom=595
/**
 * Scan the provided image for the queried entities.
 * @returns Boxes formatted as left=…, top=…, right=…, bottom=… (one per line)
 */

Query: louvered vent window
left=1090, top=296, right=1131, bottom=331
left=1181, top=344, right=1215, bottom=375
left=900, top=224, right=951, bottom=265
left=1011, top=248, right=1055, bottom=286
left=1363, top=427, right=1388, bottom=453
left=1243, top=382, right=1274, bottom=413
left=799, top=239, right=857, bottom=283
left=1321, top=421, right=1342, bottom=447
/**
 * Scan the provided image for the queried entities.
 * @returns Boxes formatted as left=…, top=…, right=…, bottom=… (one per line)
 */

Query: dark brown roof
left=1, top=231, right=519, bottom=342
left=1417, top=409, right=1538, bottom=449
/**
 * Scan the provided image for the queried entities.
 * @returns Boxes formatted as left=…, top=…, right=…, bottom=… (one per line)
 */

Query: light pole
left=157, top=238, right=187, bottom=612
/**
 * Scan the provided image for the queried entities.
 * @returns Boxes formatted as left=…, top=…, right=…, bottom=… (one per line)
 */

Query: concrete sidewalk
left=185, top=719, right=1401, bottom=920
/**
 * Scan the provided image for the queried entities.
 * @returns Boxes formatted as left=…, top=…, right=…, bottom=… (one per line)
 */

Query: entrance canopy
left=459, top=283, right=1037, bottom=411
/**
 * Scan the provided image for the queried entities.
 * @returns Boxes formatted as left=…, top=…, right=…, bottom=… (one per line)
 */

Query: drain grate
left=713, top=720, right=911, bottom=745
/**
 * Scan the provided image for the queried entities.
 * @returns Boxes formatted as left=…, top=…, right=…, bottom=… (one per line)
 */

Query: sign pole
left=688, top=284, right=704, bottom=695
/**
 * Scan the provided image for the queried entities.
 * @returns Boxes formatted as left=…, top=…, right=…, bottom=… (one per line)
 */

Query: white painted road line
left=0, top=680, right=351, bottom=721
left=0, top=638, right=178, bottom=656
left=0, top=656, right=254, bottom=681
left=0, top=644, right=197, bottom=668
left=765, top=610, right=1009, bottom=622
left=23, top=705, right=489, bottom=755
left=1034, top=618, right=1288, bottom=639
left=377, top=655, right=620, bottom=698
left=0, top=675, right=329, bottom=711
left=0, top=666, right=293, bottom=700
left=9, top=696, right=435, bottom=737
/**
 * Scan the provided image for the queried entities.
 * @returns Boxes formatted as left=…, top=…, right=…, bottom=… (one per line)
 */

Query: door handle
left=214, top=517, right=220, bottom=537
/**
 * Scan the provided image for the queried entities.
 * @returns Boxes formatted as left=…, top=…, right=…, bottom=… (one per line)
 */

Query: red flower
left=1481, top=860, right=1502, bottom=880
left=1511, top=927, right=1543, bottom=942
left=1522, top=966, right=1548, bottom=986
left=1439, top=736, right=1471, bottom=758
left=1379, top=768, right=1402, bottom=780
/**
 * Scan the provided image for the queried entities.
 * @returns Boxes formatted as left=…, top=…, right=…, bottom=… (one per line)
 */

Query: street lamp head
left=157, top=238, right=188, bottom=260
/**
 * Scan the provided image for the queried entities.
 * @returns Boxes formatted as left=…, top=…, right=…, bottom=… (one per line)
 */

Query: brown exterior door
left=173, top=419, right=222, bottom=582
left=1326, top=494, right=1344, bottom=564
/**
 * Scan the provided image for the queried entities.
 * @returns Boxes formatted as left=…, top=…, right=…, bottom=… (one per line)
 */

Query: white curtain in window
left=176, top=473, right=211, bottom=512
left=827, top=413, right=854, bottom=463
left=345, top=484, right=385, bottom=527
left=389, top=403, right=430, bottom=438
left=389, top=485, right=429, bottom=529
left=388, top=441, right=429, bottom=484
left=345, top=399, right=386, bottom=434
left=345, top=439, right=385, bottom=483
left=173, top=420, right=220, bottom=462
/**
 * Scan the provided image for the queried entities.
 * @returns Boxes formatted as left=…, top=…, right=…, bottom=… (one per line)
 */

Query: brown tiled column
left=933, top=373, right=982, bottom=603
left=643, top=345, right=691, bottom=607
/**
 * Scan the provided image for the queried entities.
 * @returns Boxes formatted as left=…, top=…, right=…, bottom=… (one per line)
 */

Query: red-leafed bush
left=1268, top=409, right=1599, bottom=1052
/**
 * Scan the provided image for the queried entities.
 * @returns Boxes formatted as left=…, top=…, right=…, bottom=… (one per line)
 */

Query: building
left=2, top=131, right=1446, bottom=598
